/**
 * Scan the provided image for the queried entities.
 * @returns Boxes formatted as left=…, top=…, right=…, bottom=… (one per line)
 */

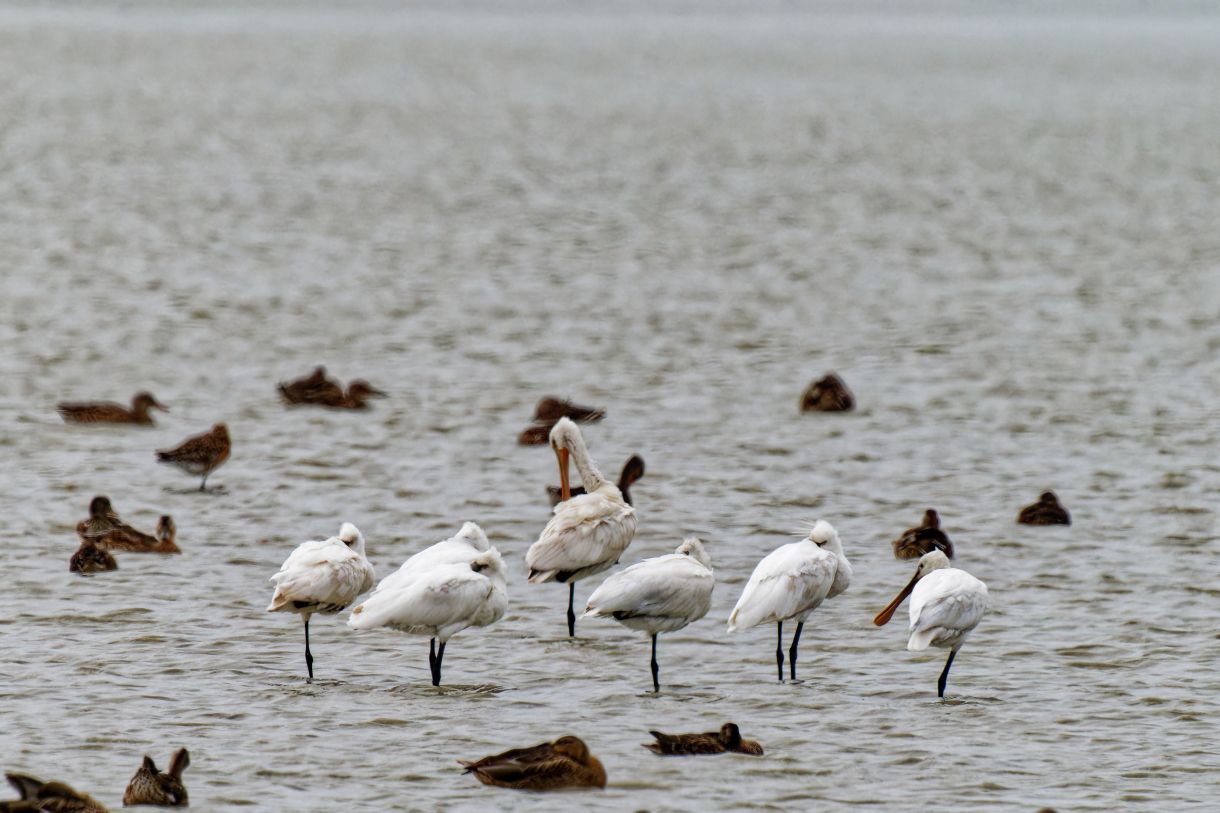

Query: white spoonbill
left=372, top=521, right=490, bottom=595
left=584, top=536, right=714, bottom=692
left=873, top=549, right=988, bottom=698
left=527, top=417, right=637, bottom=637
left=267, top=522, right=375, bottom=681
left=348, top=546, right=508, bottom=686
left=727, top=519, right=851, bottom=681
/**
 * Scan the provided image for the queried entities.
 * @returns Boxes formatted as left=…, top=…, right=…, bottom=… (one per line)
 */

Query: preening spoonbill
left=584, top=537, right=713, bottom=692
left=267, top=522, right=375, bottom=681
left=873, top=549, right=988, bottom=697
left=727, top=520, right=851, bottom=681
left=348, top=543, right=507, bottom=686
left=527, top=417, right=637, bottom=637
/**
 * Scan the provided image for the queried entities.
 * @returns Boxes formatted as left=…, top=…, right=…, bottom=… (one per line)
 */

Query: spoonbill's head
left=807, top=519, right=843, bottom=553
left=470, top=547, right=507, bottom=580
left=549, top=417, right=583, bottom=499
left=874, top=549, right=952, bottom=626
left=338, top=522, right=365, bottom=553
left=455, top=521, right=490, bottom=552
left=675, top=536, right=712, bottom=570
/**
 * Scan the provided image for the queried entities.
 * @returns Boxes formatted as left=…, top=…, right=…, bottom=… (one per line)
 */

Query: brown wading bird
left=278, top=367, right=386, bottom=409
left=1, top=772, right=110, bottom=812
left=892, top=509, right=954, bottom=560
left=122, top=749, right=189, bottom=807
left=643, top=723, right=764, bottom=756
left=57, top=392, right=168, bottom=426
left=1018, top=491, right=1071, bottom=525
left=459, top=736, right=606, bottom=791
left=799, top=372, right=854, bottom=412
left=547, top=455, right=645, bottom=507
left=518, top=396, right=605, bottom=445
left=156, top=423, right=230, bottom=491
left=70, top=522, right=117, bottom=574
left=100, top=516, right=179, bottom=554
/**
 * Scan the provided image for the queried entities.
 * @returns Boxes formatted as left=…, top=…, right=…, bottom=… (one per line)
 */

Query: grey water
left=1, top=2, right=1218, bottom=810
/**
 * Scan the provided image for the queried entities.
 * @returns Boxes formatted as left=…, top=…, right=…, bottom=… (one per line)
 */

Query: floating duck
left=57, top=392, right=167, bottom=426
left=892, top=509, right=953, bottom=560
left=100, top=516, right=179, bottom=554
left=122, top=749, right=189, bottom=807
left=459, top=736, right=606, bottom=791
left=278, top=368, right=386, bottom=409
left=643, top=723, right=764, bottom=756
left=1, top=773, right=109, bottom=812
left=69, top=522, right=117, bottom=574
left=518, top=396, right=605, bottom=445
left=1017, top=491, right=1071, bottom=525
left=799, top=373, right=854, bottom=412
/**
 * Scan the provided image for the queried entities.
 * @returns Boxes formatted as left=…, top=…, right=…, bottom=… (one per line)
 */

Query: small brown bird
left=518, top=397, right=606, bottom=445
left=156, top=424, right=230, bottom=491
left=278, top=368, right=385, bottom=409
left=78, top=496, right=125, bottom=540
left=122, top=749, right=189, bottom=807
left=547, top=455, right=645, bottom=507
left=57, top=392, right=168, bottom=426
left=459, top=736, right=606, bottom=791
left=1, top=773, right=110, bottom=812
left=1018, top=491, right=1071, bottom=526
left=70, top=523, right=118, bottom=574
left=800, top=373, right=854, bottom=412
left=100, top=516, right=179, bottom=554
left=643, top=723, right=764, bottom=756
left=892, top=509, right=954, bottom=560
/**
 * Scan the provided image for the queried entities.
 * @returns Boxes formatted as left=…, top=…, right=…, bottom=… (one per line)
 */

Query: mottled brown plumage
left=518, top=397, right=606, bottom=445
left=547, top=455, right=645, bottom=507
left=57, top=392, right=167, bottom=426
left=1018, top=491, right=1071, bottom=526
left=122, top=749, right=188, bottom=807
left=643, top=723, right=764, bottom=756
left=799, top=373, right=854, bottom=412
left=69, top=523, right=117, bottom=574
left=459, top=736, right=606, bottom=791
left=278, top=368, right=385, bottom=409
left=1, top=773, right=109, bottom=812
left=100, top=516, right=179, bottom=554
left=156, top=423, right=230, bottom=491
left=78, top=497, right=125, bottom=540
left=892, top=509, right=954, bottom=560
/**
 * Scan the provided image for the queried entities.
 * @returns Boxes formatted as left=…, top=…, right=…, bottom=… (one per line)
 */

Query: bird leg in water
left=789, top=622, right=804, bottom=681
left=199, top=474, right=208, bottom=492
left=775, top=620, right=784, bottom=681
left=303, top=616, right=314, bottom=682
left=938, top=649, right=958, bottom=698
left=566, top=582, right=576, bottom=638
left=434, top=641, right=447, bottom=687
left=650, top=633, right=660, bottom=693
left=429, top=638, right=437, bottom=684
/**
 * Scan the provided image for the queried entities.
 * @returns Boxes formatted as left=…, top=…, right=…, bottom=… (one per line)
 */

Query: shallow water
left=1, top=2, right=1219, bottom=811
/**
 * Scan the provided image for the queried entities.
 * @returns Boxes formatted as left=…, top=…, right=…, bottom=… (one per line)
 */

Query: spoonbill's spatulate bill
left=584, top=536, right=713, bottom=692
left=527, top=417, right=636, bottom=637
left=874, top=549, right=988, bottom=698
left=267, top=522, right=375, bottom=681
left=728, top=520, right=851, bottom=681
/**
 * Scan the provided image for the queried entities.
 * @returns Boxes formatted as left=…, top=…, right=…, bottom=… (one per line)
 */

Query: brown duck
left=1018, top=491, right=1071, bottom=525
left=78, top=496, right=125, bottom=540
left=1, top=773, right=109, bottom=812
left=459, top=736, right=606, bottom=791
left=547, top=455, right=645, bottom=507
left=892, top=509, right=954, bottom=560
left=122, top=749, right=188, bottom=807
left=800, top=373, right=854, bottom=412
left=156, top=423, right=230, bottom=491
left=278, top=368, right=385, bottom=409
left=100, top=516, right=179, bottom=554
left=518, top=397, right=605, bottom=445
left=643, top=723, right=764, bottom=756
left=57, top=392, right=168, bottom=426
left=69, top=523, right=117, bottom=574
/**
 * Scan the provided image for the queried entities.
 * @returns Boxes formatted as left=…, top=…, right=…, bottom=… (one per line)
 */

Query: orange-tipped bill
left=556, top=447, right=571, bottom=501
left=874, top=573, right=920, bottom=626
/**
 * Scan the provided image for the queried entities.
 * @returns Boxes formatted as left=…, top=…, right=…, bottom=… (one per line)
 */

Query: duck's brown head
left=1040, top=491, right=1059, bottom=504
left=133, top=392, right=168, bottom=413
left=348, top=380, right=387, bottom=400
left=923, top=509, right=940, bottom=528
left=89, top=496, right=115, bottom=518
left=552, top=736, right=590, bottom=762
left=719, top=723, right=742, bottom=746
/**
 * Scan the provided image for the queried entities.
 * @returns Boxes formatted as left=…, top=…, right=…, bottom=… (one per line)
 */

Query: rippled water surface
left=1, top=3, right=1219, bottom=811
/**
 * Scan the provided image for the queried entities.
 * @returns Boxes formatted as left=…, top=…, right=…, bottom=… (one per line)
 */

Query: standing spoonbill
left=584, top=537, right=714, bottom=692
left=348, top=545, right=508, bottom=686
left=873, top=549, right=988, bottom=698
left=727, top=520, right=851, bottom=681
left=267, top=522, right=375, bottom=681
left=527, top=417, right=637, bottom=637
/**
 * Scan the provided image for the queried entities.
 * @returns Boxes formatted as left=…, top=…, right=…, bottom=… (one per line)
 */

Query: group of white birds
left=266, top=417, right=989, bottom=696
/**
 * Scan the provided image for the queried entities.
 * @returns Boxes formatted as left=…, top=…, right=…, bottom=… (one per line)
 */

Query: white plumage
left=348, top=526, right=507, bottom=686
left=584, top=537, right=714, bottom=692
left=727, top=519, right=851, bottom=681
left=266, top=522, right=375, bottom=681
left=527, top=417, right=637, bottom=636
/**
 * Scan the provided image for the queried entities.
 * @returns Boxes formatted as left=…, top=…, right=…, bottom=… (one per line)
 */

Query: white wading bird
left=348, top=533, right=508, bottom=686
left=584, top=537, right=714, bottom=692
left=267, top=522, right=375, bottom=681
left=372, top=522, right=490, bottom=595
left=527, top=417, right=637, bottom=637
left=727, top=520, right=851, bottom=681
left=873, top=549, right=988, bottom=698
